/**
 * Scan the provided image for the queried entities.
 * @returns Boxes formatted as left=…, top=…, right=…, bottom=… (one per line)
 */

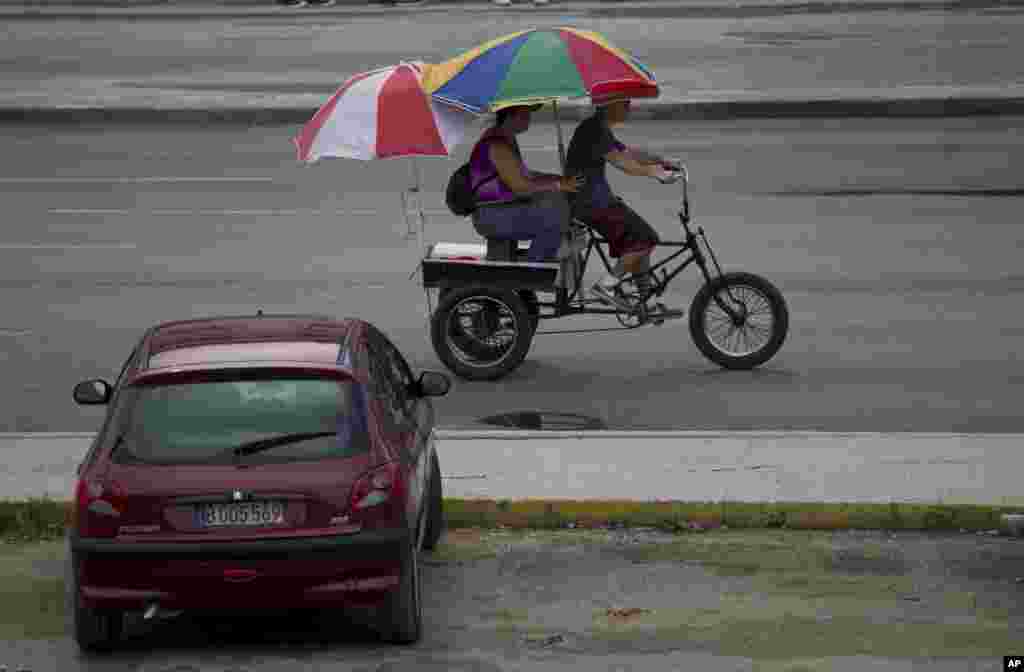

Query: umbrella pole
left=407, top=157, right=432, bottom=329
left=410, top=158, right=426, bottom=257
left=553, top=100, right=567, bottom=173
left=404, top=158, right=419, bottom=241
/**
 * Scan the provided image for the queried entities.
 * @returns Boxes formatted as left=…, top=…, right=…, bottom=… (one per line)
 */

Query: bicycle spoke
left=738, top=324, right=751, bottom=353
left=446, top=297, right=520, bottom=369
left=702, top=282, right=776, bottom=358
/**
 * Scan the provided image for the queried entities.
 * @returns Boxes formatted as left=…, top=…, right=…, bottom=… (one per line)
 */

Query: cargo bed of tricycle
left=420, top=241, right=562, bottom=293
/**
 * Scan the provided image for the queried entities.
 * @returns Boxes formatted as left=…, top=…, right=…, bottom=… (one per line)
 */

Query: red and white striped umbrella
left=293, top=61, right=476, bottom=163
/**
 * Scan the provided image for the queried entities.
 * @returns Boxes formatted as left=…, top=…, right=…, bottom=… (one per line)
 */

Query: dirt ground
left=1, top=527, right=1022, bottom=671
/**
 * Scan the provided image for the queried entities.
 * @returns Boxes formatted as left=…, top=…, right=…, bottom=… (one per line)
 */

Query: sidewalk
left=5, top=90, right=1024, bottom=125
left=3, top=0, right=1024, bottom=122
left=3, top=78, right=1024, bottom=125
left=3, top=431, right=1023, bottom=507
left=0, top=0, right=1006, bottom=12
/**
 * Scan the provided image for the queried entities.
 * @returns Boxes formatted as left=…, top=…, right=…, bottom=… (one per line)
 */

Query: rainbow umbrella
left=420, top=27, right=658, bottom=114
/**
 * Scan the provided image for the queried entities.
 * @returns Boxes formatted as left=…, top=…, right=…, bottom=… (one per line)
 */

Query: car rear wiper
left=231, top=431, right=337, bottom=459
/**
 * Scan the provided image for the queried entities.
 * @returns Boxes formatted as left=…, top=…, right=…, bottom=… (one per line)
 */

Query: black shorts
left=575, top=198, right=659, bottom=258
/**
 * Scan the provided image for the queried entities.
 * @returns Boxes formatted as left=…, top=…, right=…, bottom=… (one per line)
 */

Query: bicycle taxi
left=293, top=29, right=789, bottom=382
left=420, top=124, right=788, bottom=381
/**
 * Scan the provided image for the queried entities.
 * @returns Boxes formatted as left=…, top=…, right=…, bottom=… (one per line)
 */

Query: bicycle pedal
left=647, top=305, right=684, bottom=326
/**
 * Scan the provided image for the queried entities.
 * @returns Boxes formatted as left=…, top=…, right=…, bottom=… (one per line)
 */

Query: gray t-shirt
left=564, top=114, right=626, bottom=213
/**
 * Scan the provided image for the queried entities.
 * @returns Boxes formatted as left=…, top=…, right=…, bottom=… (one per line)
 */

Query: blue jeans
left=471, top=192, right=569, bottom=262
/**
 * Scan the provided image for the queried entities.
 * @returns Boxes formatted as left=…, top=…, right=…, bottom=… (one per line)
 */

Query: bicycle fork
left=690, top=222, right=746, bottom=325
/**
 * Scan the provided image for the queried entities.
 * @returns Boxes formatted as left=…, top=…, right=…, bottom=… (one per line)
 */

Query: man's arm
left=606, top=149, right=665, bottom=178
left=622, top=146, right=681, bottom=169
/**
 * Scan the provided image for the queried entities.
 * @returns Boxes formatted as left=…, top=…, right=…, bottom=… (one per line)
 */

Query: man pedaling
left=563, top=90, right=682, bottom=312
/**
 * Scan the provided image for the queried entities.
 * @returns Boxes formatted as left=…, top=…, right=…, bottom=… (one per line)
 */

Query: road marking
left=49, top=208, right=451, bottom=217
left=0, top=176, right=276, bottom=184
left=0, top=242, right=137, bottom=250
left=51, top=208, right=329, bottom=216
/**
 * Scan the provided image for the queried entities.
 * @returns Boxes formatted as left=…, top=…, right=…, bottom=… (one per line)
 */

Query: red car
left=66, top=314, right=452, bottom=652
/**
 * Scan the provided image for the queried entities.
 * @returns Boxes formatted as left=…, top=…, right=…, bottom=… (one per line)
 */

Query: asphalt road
left=2, top=116, right=1021, bottom=433
left=2, top=3, right=1024, bottom=109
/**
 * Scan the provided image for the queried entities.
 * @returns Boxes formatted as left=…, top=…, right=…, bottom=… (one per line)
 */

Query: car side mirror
left=414, top=370, right=451, bottom=398
left=73, top=379, right=113, bottom=405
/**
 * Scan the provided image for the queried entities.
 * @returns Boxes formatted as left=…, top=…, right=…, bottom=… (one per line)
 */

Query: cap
left=591, top=79, right=659, bottom=106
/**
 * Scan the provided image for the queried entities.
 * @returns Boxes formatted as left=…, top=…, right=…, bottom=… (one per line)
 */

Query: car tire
left=73, top=600, right=124, bottom=653
left=381, top=531, right=423, bottom=644
left=422, top=451, right=444, bottom=551
left=68, top=550, right=124, bottom=653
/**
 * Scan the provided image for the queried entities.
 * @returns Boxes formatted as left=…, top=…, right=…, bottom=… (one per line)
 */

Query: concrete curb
left=4, top=97, right=1024, bottom=125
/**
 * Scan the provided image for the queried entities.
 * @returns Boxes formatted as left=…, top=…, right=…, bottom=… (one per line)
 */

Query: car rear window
left=112, top=374, right=370, bottom=465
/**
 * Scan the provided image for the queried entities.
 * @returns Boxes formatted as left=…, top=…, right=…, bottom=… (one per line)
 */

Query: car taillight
left=71, top=478, right=126, bottom=538
left=350, top=462, right=404, bottom=512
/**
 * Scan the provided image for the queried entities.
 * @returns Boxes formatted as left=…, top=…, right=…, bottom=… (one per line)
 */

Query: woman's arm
left=491, top=142, right=579, bottom=195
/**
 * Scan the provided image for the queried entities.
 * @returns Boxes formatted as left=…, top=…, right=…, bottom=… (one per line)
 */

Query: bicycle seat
left=570, top=217, right=608, bottom=243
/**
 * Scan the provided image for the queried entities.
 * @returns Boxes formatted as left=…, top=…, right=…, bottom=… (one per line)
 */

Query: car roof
left=136, top=314, right=362, bottom=377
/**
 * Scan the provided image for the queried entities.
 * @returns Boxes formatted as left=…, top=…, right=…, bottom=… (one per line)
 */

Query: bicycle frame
left=535, top=167, right=730, bottom=320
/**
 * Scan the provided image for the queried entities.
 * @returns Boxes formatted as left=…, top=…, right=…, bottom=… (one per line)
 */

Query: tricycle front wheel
left=689, top=272, right=788, bottom=370
left=430, top=286, right=533, bottom=381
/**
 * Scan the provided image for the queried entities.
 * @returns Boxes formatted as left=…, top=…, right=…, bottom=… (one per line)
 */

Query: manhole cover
left=477, top=411, right=606, bottom=431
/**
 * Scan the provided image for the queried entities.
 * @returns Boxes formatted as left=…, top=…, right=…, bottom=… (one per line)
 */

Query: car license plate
left=196, top=500, right=286, bottom=528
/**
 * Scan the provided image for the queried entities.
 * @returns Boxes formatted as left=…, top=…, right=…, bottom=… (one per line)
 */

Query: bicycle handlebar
left=656, top=162, right=691, bottom=227
left=656, top=163, right=689, bottom=199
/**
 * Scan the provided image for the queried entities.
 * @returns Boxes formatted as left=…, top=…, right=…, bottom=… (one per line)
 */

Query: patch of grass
left=753, top=660, right=833, bottom=672
left=431, top=526, right=625, bottom=564
left=0, top=575, right=66, bottom=639
left=588, top=542, right=1020, bottom=660
left=0, top=544, right=67, bottom=641
left=0, top=538, right=65, bottom=571
left=592, top=609, right=1018, bottom=659
left=492, top=621, right=555, bottom=639
left=442, top=499, right=1019, bottom=534
left=623, top=530, right=835, bottom=576
left=427, top=529, right=502, bottom=563
left=483, top=607, right=530, bottom=624
left=0, top=497, right=69, bottom=543
left=762, top=572, right=914, bottom=600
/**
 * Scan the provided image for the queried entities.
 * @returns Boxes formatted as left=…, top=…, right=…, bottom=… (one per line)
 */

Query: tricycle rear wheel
left=689, top=271, right=788, bottom=370
left=431, top=286, right=533, bottom=381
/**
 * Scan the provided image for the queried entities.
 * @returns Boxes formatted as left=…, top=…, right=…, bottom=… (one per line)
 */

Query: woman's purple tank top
left=468, top=127, right=527, bottom=204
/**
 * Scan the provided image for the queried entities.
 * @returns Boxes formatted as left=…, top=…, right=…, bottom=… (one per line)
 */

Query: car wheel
left=422, top=451, right=444, bottom=551
left=381, top=530, right=423, bottom=644
left=68, top=550, right=124, bottom=653
left=73, top=600, right=124, bottom=653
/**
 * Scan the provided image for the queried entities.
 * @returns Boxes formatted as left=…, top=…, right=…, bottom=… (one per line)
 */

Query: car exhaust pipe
left=143, top=602, right=159, bottom=621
